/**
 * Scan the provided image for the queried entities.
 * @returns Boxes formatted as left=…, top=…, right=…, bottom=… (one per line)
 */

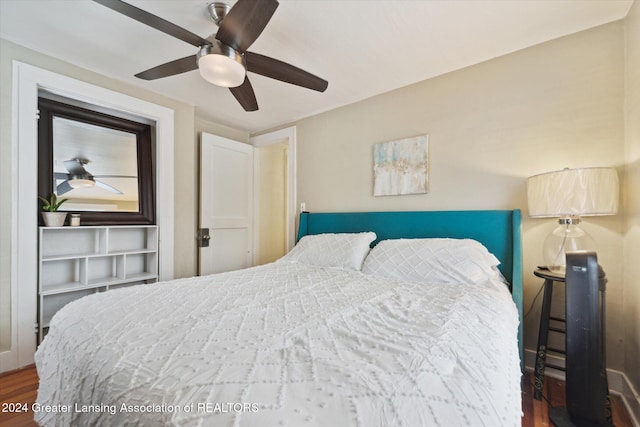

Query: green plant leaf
left=39, top=193, right=68, bottom=212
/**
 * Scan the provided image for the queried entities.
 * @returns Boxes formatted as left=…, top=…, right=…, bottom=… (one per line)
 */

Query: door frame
left=250, top=126, right=297, bottom=256
left=3, top=61, right=174, bottom=372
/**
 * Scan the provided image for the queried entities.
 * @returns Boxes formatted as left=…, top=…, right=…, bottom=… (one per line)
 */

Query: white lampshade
left=527, top=167, right=619, bottom=218
left=197, top=41, right=246, bottom=88
left=527, top=167, right=619, bottom=272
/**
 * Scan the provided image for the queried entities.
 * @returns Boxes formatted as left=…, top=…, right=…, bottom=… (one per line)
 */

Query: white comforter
left=35, top=262, right=521, bottom=427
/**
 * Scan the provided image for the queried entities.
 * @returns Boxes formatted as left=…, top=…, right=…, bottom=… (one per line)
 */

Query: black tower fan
left=550, top=251, right=613, bottom=427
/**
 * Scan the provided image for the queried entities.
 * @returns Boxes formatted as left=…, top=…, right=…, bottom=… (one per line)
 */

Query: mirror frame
left=38, top=97, right=155, bottom=225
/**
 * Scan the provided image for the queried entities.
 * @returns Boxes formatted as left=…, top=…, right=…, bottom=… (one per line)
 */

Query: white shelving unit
left=38, top=225, right=158, bottom=342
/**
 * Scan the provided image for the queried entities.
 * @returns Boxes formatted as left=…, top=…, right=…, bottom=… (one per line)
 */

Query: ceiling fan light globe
left=198, top=55, right=245, bottom=87
left=198, top=41, right=246, bottom=88
left=69, top=178, right=95, bottom=189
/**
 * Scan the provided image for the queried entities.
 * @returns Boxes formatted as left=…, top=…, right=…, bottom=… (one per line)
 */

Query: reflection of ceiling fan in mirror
left=55, top=158, right=135, bottom=196
left=92, top=0, right=328, bottom=111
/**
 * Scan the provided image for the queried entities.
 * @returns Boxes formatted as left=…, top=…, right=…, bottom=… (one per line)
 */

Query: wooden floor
left=0, top=365, right=38, bottom=427
left=0, top=365, right=634, bottom=426
left=521, top=372, right=634, bottom=427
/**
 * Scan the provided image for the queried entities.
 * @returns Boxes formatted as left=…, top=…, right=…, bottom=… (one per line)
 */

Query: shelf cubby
left=41, top=288, right=97, bottom=327
left=40, top=258, right=85, bottom=290
left=40, top=227, right=106, bottom=258
left=108, top=226, right=158, bottom=252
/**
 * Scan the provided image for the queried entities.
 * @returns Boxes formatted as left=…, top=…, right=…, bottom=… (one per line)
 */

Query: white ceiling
left=0, top=0, right=633, bottom=133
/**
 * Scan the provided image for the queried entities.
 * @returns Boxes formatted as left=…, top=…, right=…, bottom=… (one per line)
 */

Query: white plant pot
left=42, top=212, right=67, bottom=227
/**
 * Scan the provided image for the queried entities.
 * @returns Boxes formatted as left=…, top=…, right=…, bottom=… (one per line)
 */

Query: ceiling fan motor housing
left=207, top=2, right=231, bottom=26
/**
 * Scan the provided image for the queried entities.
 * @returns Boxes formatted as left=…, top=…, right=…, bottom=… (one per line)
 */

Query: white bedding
left=35, top=262, right=521, bottom=426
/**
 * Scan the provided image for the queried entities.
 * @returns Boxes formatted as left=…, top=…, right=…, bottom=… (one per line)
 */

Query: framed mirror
left=38, top=97, right=155, bottom=225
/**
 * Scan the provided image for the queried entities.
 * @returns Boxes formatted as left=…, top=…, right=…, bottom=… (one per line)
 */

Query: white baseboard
left=524, top=348, right=640, bottom=426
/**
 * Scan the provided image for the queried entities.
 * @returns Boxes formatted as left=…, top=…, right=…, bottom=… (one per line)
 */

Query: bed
left=34, top=209, right=523, bottom=426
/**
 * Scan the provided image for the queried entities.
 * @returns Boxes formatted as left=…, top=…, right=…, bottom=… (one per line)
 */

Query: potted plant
left=39, top=193, right=69, bottom=227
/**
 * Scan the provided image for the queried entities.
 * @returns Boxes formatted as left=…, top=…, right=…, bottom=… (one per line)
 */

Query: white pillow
left=361, top=238, right=500, bottom=284
left=280, top=232, right=376, bottom=271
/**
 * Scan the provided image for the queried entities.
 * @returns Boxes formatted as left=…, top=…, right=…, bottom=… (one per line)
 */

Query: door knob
left=198, top=228, right=211, bottom=247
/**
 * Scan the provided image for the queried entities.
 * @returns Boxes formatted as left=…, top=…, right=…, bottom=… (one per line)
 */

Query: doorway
left=255, top=141, right=288, bottom=264
left=197, top=127, right=296, bottom=275
left=251, top=126, right=297, bottom=263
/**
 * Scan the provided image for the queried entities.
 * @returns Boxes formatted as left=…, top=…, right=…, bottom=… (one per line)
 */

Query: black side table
left=533, top=268, right=566, bottom=400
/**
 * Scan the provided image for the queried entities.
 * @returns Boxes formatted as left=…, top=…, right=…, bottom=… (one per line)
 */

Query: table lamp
left=527, top=167, right=619, bottom=273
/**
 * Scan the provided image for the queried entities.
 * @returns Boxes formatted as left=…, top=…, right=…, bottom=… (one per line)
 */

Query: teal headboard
left=296, top=209, right=523, bottom=365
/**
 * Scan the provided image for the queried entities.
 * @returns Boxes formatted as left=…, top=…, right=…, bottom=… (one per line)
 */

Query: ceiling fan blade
left=229, top=77, right=258, bottom=112
left=93, top=175, right=137, bottom=178
left=54, top=172, right=69, bottom=180
left=135, top=55, right=198, bottom=80
left=95, top=180, right=124, bottom=195
left=57, top=180, right=73, bottom=196
left=216, top=0, right=279, bottom=52
left=64, top=159, right=88, bottom=175
left=245, top=52, right=328, bottom=92
left=92, top=0, right=210, bottom=48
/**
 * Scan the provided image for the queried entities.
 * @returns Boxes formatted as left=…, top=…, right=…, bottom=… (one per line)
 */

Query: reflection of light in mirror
left=52, top=117, right=139, bottom=212
left=69, top=179, right=94, bottom=188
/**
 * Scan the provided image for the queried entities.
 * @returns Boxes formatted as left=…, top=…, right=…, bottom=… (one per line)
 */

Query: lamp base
left=543, top=218, right=595, bottom=272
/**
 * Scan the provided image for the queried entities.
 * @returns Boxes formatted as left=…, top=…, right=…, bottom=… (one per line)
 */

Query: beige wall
left=0, top=39, right=246, bottom=352
left=296, top=22, right=627, bottom=370
left=624, top=1, right=640, bottom=393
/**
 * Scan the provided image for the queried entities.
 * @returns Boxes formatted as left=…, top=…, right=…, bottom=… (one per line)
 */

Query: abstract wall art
left=373, top=135, right=429, bottom=196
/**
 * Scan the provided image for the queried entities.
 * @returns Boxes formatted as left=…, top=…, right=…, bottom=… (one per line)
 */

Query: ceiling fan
left=55, top=158, right=132, bottom=195
left=93, top=0, right=328, bottom=112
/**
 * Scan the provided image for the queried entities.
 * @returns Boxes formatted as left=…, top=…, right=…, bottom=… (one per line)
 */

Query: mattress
left=35, top=261, right=521, bottom=426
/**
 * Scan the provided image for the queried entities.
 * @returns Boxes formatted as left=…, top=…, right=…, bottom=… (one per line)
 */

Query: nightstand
left=533, top=268, right=566, bottom=400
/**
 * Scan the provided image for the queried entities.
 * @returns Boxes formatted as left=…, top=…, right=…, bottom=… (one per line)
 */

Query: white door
left=199, top=133, right=254, bottom=275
